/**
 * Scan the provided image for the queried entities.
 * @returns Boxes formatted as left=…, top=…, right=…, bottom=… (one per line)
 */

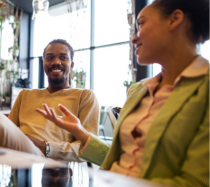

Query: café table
left=0, top=147, right=162, bottom=187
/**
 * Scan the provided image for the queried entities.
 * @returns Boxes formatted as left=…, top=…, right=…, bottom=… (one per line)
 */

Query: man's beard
left=48, top=77, right=65, bottom=86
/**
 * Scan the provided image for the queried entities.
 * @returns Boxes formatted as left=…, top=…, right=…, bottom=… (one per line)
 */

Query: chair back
left=107, top=107, right=121, bottom=131
left=99, top=106, right=106, bottom=124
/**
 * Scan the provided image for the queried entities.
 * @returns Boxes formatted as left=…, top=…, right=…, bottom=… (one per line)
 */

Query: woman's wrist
left=73, top=125, right=90, bottom=145
left=80, top=130, right=90, bottom=146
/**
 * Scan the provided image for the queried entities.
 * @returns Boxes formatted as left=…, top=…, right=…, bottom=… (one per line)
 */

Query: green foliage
left=3, top=91, right=10, bottom=99
left=123, top=80, right=136, bottom=86
left=72, top=69, right=86, bottom=87
left=10, top=70, right=18, bottom=80
left=123, top=80, right=127, bottom=86
left=0, top=62, right=5, bottom=70
left=5, top=91, right=10, bottom=97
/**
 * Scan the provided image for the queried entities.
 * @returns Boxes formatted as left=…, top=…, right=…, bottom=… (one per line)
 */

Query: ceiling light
left=32, top=0, right=49, bottom=20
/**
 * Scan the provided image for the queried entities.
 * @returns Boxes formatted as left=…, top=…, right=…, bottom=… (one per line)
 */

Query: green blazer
left=80, top=72, right=209, bottom=187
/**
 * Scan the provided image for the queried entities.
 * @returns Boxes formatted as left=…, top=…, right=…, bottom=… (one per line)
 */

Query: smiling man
left=43, top=40, right=74, bottom=93
left=0, top=39, right=99, bottom=161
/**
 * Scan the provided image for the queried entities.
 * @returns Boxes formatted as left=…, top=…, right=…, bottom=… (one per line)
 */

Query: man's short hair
left=43, top=39, right=74, bottom=61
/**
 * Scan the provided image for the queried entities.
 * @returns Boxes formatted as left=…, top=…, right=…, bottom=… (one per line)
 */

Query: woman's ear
left=168, top=9, right=184, bottom=31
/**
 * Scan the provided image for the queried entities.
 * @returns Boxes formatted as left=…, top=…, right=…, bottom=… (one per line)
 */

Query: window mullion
left=90, top=0, right=95, bottom=90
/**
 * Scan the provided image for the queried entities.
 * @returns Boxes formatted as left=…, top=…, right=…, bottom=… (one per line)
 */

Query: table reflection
left=42, top=168, right=72, bottom=187
left=0, top=148, right=162, bottom=187
left=31, top=162, right=90, bottom=187
left=0, top=162, right=91, bottom=187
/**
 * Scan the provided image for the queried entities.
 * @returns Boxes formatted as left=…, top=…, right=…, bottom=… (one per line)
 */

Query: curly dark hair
left=152, top=0, right=209, bottom=44
left=43, top=39, right=74, bottom=61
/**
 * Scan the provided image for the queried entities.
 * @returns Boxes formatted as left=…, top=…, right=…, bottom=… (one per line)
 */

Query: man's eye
left=46, top=56, right=53, bottom=60
left=61, top=56, right=68, bottom=60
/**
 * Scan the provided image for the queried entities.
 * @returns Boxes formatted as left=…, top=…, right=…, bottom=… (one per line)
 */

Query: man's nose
left=52, top=57, right=61, bottom=65
left=51, top=176, right=60, bottom=183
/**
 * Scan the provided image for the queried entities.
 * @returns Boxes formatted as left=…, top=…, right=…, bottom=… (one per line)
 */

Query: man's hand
left=26, top=134, right=46, bottom=155
left=35, top=104, right=90, bottom=145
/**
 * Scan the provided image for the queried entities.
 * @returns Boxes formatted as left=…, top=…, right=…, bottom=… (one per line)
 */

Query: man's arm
left=8, top=90, right=25, bottom=127
left=39, top=89, right=99, bottom=161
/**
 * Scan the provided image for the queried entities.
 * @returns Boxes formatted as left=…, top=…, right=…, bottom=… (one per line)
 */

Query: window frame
left=28, top=0, right=148, bottom=89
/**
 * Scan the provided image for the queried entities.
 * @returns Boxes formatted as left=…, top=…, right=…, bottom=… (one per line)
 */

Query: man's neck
left=47, top=84, right=70, bottom=94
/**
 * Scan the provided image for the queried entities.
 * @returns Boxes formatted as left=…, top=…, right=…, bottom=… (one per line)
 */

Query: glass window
left=94, top=44, right=129, bottom=107
left=198, top=40, right=210, bottom=61
left=152, top=63, right=161, bottom=77
left=147, top=0, right=154, bottom=4
left=33, top=1, right=90, bottom=57
left=32, top=0, right=130, bottom=108
left=71, top=50, right=90, bottom=89
left=33, top=1, right=91, bottom=89
left=29, top=58, right=39, bottom=89
left=94, top=0, right=130, bottom=46
left=1, top=19, right=14, bottom=60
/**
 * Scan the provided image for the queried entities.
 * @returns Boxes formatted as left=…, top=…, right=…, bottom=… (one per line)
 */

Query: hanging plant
left=10, top=70, right=18, bottom=82
left=0, top=61, right=5, bottom=77
left=0, top=60, right=5, bottom=70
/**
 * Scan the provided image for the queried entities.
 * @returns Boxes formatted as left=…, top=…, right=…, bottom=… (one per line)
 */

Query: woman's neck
left=156, top=45, right=198, bottom=91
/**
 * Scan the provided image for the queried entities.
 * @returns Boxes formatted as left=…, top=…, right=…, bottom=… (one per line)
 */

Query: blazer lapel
left=101, top=83, right=148, bottom=170
left=116, top=83, right=148, bottom=134
left=140, top=75, right=207, bottom=177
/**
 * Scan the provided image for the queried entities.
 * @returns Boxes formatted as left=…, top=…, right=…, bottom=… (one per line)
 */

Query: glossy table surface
left=0, top=147, right=161, bottom=187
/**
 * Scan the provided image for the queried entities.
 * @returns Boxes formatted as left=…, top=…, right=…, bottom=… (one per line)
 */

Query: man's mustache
left=48, top=65, right=65, bottom=71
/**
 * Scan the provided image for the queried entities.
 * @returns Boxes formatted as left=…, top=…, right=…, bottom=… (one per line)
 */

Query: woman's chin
left=136, top=57, right=152, bottom=66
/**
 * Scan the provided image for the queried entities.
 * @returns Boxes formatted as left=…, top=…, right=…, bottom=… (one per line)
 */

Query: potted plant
left=71, top=69, right=86, bottom=88
left=4, top=91, right=10, bottom=104
left=5, top=60, right=12, bottom=79
left=10, top=70, right=18, bottom=83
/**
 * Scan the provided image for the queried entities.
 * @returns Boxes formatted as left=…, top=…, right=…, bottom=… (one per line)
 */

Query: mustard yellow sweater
left=9, top=88, right=99, bottom=162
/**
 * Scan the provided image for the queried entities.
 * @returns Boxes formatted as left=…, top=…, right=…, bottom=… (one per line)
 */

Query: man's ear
left=70, top=62, right=74, bottom=69
left=168, top=9, right=184, bottom=31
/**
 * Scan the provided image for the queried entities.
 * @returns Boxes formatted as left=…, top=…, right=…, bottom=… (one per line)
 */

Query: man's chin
left=48, top=77, right=66, bottom=86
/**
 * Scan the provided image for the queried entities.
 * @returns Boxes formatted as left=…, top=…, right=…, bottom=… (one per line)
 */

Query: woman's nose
left=132, top=34, right=138, bottom=44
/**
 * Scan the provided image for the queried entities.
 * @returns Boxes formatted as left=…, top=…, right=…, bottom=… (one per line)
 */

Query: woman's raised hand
left=35, top=104, right=90, bottom=145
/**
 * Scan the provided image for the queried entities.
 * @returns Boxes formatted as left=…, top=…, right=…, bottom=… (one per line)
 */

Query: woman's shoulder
left=127, top=79, right=149, bottom=96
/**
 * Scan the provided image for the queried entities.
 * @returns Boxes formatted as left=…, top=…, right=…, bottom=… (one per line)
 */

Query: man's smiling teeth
left=52, top=70, right=61, bottom=72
